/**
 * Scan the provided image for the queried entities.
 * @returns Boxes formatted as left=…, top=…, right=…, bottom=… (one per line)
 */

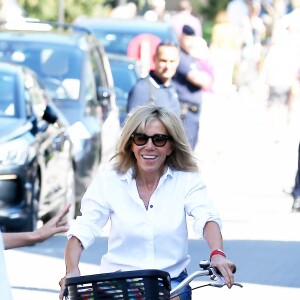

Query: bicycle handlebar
left=170, top=260, right=243, bottom=298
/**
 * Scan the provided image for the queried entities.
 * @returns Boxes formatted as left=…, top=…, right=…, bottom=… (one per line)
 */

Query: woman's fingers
left=210, top=256, right=236, bottom=288
left=58, top=277, right=66, bottom=300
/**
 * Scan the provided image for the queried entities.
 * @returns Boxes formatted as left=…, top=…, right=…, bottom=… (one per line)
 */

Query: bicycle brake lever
left=210, top=281, right=243, bottom=288
left=209, top=268, right=226, bottom=287
left=209, top=268, right=243, bottom=288
left=209, top=276, right=226, bottom=288
left=233, top=282, right=243, bottom=288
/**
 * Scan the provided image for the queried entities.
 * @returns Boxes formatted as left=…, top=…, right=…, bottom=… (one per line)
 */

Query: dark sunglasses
left=131, top=133, right=172, bottom=147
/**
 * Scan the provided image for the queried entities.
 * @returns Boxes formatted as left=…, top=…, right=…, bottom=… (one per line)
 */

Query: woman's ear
left=166, top=145, right=174, bottom=156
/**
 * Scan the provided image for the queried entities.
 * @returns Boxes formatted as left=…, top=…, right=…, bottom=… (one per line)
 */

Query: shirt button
left=150, top=205, right=153, bottom=208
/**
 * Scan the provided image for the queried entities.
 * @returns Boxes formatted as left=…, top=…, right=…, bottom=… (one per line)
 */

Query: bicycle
left=64, top=260, right=243, bottom=299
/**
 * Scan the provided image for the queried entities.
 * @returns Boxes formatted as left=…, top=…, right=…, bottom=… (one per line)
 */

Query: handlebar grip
left=232, top=265, right=237, bottom=274
left=215, top=264, right=237, bottom=275
left=63, top=287, right=69, bottom=299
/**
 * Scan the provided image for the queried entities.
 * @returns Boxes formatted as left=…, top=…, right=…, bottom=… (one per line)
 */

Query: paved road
left=5, top=88, right=300, bottom=299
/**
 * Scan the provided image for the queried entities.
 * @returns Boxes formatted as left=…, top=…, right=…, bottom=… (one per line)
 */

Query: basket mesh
left=66, top=270, right=171, bottom=300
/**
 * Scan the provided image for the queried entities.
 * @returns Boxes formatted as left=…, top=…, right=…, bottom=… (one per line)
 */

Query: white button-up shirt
left=67, top=167, right=221, bottom=278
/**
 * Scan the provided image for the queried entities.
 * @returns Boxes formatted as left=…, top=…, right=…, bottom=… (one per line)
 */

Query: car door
left=25, top=71, right=69, bottom=212
left=90, top=39, right=120, bottom=158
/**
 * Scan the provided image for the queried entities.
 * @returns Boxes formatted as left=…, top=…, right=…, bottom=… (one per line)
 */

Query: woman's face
left=132, top=119, right=173, bottom=176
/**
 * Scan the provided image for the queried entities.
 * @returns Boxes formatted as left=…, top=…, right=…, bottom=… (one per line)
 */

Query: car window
left=0, top=73, right=16, bottom=117
left=92, top=28, right=176, bottom=55
left=0, top=42, right=82, bottom=101
left=94, top=31, right=137, bottom=55
left=110, top=61, right=139, bottom=94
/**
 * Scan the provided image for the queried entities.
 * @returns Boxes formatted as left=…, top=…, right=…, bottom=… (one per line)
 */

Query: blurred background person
left=144, top=0, right=170, bottom=21
left=282, top=0, right=300, bottom=110
left=249, top=1, right=267, bottom=73
left=260, top=10, right=299, bottom=141
left=169, top=0, right=202, bottom=38
left=209, top=10, right=242, bottom=98
left=189, top=36, right=214, bottom=95
left=110, top=2, right=137, bottom=19
left=173, top=25, right=213, bottom=150
left=226, top=0, right=253, bottom=45
left=260, top=0, right=293, bottom=36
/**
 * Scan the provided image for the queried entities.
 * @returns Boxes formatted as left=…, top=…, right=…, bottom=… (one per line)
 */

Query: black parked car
left=0, top=61, right=75, bottom=232
left=108, top=53, right=142, bottom=126
left=0, top=22, right=121, bottom=212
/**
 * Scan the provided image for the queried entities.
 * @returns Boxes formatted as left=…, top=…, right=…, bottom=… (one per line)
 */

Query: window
left=0, top=73, right=16, bottom=117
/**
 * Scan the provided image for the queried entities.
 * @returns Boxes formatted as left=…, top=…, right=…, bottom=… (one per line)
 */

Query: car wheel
left=24, top=174, right=40, bottom=232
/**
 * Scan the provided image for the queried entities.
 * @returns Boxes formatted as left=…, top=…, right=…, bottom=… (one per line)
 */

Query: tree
left=17, top=0, right=109, bottom=23
left=199, top=0, right=230, bottom=21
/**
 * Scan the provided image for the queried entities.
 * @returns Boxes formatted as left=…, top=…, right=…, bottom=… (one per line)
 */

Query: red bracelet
left=210, top=249, right=226, bottom=261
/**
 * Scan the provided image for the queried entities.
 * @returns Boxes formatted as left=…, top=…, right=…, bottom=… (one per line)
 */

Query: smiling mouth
left=142, top=155, right=158, bottom=159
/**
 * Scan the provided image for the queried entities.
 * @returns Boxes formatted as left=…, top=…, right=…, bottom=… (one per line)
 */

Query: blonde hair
left=111, top=105, right=199, bottom=176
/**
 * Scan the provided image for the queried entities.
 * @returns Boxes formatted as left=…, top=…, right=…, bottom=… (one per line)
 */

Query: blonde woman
left=59, top=105, right=235, bottom=300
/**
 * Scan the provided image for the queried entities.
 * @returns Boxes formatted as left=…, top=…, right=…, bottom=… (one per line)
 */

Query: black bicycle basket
left=65, top=269, right=171, bottom=300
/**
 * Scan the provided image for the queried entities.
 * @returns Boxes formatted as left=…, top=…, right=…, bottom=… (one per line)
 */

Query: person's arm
left=203, top=221, right=235, bottom=288
left=59, top=236, right=84, bottom=300
left=2, top=204, right=70, bottom=250
left=64, top=236, right=83, bottom=275
left=186, top=69, right=213, bottom=89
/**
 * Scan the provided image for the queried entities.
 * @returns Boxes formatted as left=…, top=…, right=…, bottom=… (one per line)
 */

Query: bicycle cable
left=170, top=283, right=212, bottom=299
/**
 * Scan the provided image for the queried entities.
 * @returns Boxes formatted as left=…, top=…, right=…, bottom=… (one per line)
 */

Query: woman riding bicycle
left=59, top=105, right=236, bottom=300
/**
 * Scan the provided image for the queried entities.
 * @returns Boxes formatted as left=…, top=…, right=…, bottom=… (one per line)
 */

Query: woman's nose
left=145, top=138, right=155, bottom=149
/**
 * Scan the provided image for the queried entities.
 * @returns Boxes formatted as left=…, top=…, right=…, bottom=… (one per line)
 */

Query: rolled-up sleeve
left=67, top=175, right=110, bottom=249
left=184, top=174, right=222, bottom=239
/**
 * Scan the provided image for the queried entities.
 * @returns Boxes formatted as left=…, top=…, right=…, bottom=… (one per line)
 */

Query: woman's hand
left=2, top=204, right=71, bottom=250
left=59, top=269, right=80, bottom=300
left=36, top=204, right=71, bottom=242
left=210, top=255, right=236, bottom=288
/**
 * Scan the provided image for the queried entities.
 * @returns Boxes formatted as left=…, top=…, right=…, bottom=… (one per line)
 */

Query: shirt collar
left=149, top=71, right=162, bottom=85
left=149, top=71, right=173, bottom=88
left=120, top=168, right=133, bottom=183
left=120, top=167, right=173, bottom=183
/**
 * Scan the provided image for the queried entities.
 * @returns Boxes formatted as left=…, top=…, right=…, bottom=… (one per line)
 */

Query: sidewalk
left=194, top=88, right=300, bottom=242
left=186, top=88, right=300, bottom=298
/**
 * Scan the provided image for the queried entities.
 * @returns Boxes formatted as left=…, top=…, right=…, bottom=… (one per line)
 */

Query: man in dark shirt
left=173, top=25, right=212, bottom=150
left=127, top=41, right=181, bottom=116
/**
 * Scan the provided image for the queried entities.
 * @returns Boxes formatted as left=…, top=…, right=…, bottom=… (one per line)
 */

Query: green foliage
left=202, top=20, right=214, bottom=44
left=193, top=0, right=231, bottom=43
left=18, top=0, right=108, bottom=22
left=18, top=0, right=231, bottom=27
left=199, top=0, right=230, bottom=21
